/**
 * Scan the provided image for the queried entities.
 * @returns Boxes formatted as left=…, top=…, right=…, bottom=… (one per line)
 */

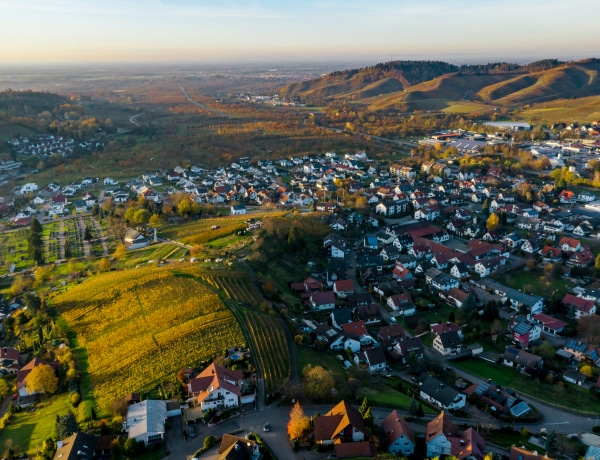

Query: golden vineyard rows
left=53, top=266, right=245, bottom=410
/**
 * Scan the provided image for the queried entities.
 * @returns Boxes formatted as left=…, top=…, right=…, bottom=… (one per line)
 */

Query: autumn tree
left=113, top=244, right=127, bottom=260
left=26, top=364, right=59, bottom=395
left=486, top=212, right=499, bottom=231
left=0, top=379, right=8, bottom=400
left=287, top=402, right=310, bottom=441
left=302, top=364, right=335, bottom=401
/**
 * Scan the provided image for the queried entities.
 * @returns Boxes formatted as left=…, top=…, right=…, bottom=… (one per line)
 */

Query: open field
left=52, top=265, right=245, bottom=411
left=454, top=358, right=600, bottom=415
left=0, top=394, right=71, bottom=456
left=492, top=270, right=574, bottom=299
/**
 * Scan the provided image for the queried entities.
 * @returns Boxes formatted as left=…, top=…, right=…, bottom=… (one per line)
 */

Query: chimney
left=460, top=439, right=465, bottom=446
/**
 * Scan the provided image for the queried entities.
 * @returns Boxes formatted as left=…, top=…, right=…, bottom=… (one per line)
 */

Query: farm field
left=52, top=265, right=245, bottom=411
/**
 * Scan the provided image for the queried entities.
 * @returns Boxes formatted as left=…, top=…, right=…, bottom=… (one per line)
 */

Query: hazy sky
left=2, top=0, right=598, bottom=64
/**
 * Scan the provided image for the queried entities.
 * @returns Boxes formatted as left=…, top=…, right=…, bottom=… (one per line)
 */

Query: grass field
left=0, top=395, right=71, bottom=456
left=52, top=265, right=245, bottom=411
left=454, top=358, right=600, bottom=415
left=492, top=271, right=574, bottom=298
left=121, top=242, right=190, bottom=268
left=0, top=229, right=29, bottom=275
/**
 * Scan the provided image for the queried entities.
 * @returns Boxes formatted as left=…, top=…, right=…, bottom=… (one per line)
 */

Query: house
left=333, top=280, right=355, bottom=298
left=450, top=262, right=469, bottom=279
left=230, top=204, right=247, bottom=215
left=393, top=337, right=425, bottom=363
left=563, top=369, right=586, bottom=386
left=562, top=293, right=596, bottom=318
left=421, top=377, right=466, bottom=411
left=567, top=246, right=595, bottom=267
left=509, top=446, right=554, bottom=460
left=377, top=324, right=406, bottom=350
left=431, top=322, right=463, bottom=337
left=558, top=190, right=576, bottom=204
left=426, top=412, right=484, bottom=459
left=510, top=316, right=541, bottom=347
left=425, top=267, right=459, bottom=291
left=559, top=236, right=582, bottom=254
left=502, top=347, right=543, bottom=375
left=479, top=279, right=544, bottom=314
left=433, top=331, right=464, bottom=356
left=386, top=293, right=416, bottom=316
left=16, top=358, right=59, bottom=397
left=532, top=313, right=567, bottom=335
left=310, top=291, right=336, bottom=311
left=126, top=400, right=167, bottom=446
left=441, top=288, right=469, bottom=308
left=53, top=432, right=98, bottom=460
left=217, top=434, right=262, bottom=460
left=354, top=347, right=386, bottom=373
left=355, top=303, right=382, bottom=326
left=0, top=347, right=20, bottom=374
left=382, top=410, right=415, bottom=456
left=124, top=228, right=151, bottom=250
left=540, top=245, right=562, bottom=263
left=313, top=401, right=368, bottom=445
left=188, top=362, right=254, bottom=410
left=474, top=256, right=505, bottom=278
left=331, top=308, right=353, bottom=330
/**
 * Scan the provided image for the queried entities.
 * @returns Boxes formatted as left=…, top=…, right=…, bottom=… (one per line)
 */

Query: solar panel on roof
left=475, top=382, right=489, bottom=396
left=506, top=396, right=517, bottom=408
left=510, top=401, right=531, bottom=417
left=588, top=350, right=599, bottom=361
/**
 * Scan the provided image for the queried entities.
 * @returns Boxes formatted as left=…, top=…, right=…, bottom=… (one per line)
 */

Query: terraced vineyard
left=53, top=266, right=245, bottom=410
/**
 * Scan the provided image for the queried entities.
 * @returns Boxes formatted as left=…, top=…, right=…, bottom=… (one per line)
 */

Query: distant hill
left=279, top=58, right=600, bottom=113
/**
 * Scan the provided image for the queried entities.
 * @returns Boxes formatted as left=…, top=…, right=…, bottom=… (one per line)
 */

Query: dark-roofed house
left=393, top=337, right=425, bottom=363
left=355, top=303, right=382, bottom=325
left=124, top=228, right=151, bottom=250
left=313, top=401, right=368, bottom=445
left=331, top=308, right=353, bottom=329
left=53, top=432, right=98, bottom=460
left=354, top=347, right=386, bottom=373
left=420, top=376, right=466, bottom=411
left=377, top=324, right=406, bottom=350
left=335, top=441, right=376, bottom=459
left=433, top=331, right=464, bottom=356
left=382, top=410, right=415, bottom=456
left=502, top=347, right=543, bottom=375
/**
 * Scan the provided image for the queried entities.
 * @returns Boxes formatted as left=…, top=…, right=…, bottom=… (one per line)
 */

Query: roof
left=334, top=279, right=354, bottom=292
left=426, top=412, right=457, bottom=442
left=437, top=331, right=463, bottom=348
left=421, top=377, right=463, bottom=408
left=563, top=293, right=595, bottom=312
left=126, top=400, right=167, bottom=440
left=311, top=291, right=336, bottom=305
left=218, top=434, right=257, bottom=460
left=509, top=446, right=554, bottom=460
left=382, top=410, right=415, bottom=447
left=335, top=441, right=376, bottom=459
left=189, top=363, right=243, bottom=402
left=532, top=313, right=567, bottom=331
left=53, top=432, right=98, bottom=460
left=314, top=401, right=367, bottom=442
left=431, top=322, right=461, bottom=336
left=342, top=321, right=367, bottom=338
left=16, top=358, right=58, bottom=391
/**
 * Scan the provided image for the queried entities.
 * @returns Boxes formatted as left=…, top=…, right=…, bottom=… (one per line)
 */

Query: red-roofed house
left=310, top=291, right=336, bottom=311
left=333, top=279, right=355, bottom=298
left=16, top=358, right=59, bottom=397
left=187, top=363, right=254, bottom=411
left=532, top=313, right=567, bottom=335
left=558, top=190, right=576, bottom=204
left=567, top=246, right=595, bottom=267
left=382, top=410, right=415, bottom=456
left=430, top=322, right=463, bottom=337
left=387, top=293, right=416, bottom=316
left=559, top=236, right=582, bottom=254
left=313, top=401, right=368, bottom=445
left=0, top=347, right=20, bottom=375
left=563, top=294, right=597, bottom=319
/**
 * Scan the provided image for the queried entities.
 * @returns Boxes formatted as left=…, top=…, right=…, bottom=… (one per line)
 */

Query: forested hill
left=0, top=89, right=69, bottom=118
left=278, top=58, right=600, bottom=110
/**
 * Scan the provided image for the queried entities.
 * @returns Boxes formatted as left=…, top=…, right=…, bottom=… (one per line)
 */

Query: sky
left=1, top=0, right=598, bottom=65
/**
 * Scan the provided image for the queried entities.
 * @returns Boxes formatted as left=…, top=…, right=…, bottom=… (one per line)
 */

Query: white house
left=230, top=204, right=247, bottom=215
left=420, top=377, right=466, bottom=411
left=126, top=400, right=167, bottom=446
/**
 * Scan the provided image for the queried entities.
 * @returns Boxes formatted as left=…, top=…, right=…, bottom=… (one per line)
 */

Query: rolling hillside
left=279, top=58, right=600, bottom=113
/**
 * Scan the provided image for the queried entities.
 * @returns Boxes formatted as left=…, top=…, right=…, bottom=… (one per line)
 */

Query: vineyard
left=52, top=266, right=245, bottom=410
left=176, top=266, right=291, bottom=393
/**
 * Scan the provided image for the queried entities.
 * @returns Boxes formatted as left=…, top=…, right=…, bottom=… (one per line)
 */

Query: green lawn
left=492, top=271, right=573, bottom=299
left=454, top=358, right=600, bottom=415
left=0, top=395, right=72, bottom=456
left=296, top=347, right=346, bottom=382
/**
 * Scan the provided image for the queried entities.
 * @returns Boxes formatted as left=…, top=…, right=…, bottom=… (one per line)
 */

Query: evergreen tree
left=408, top=396, right=418, bottom=419
left=416, top=402, right=424, bottom=420
left=27, top=218, right=44, bottom=265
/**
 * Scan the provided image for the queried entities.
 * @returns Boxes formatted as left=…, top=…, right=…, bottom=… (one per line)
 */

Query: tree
left=55, top=413, right=79, bottom=440
left=84, top=225, right=92, bottom=241
left=97, top=258, right=111, bottom=272
left=595, top=253, right=600, bottom=271
left=287, top=402, right=310, bottom=441
left=486, top=212, right=499, bottom=231
left=26, top=364, right=59, bottom=395
left=359, top=397, right=369, bottom=417
left=462, top=295, right=478, bottom=319
left=533, top=340, right=555, bottom=361
left=113, top=244, right=127, bottom=260
left=302, top=364, right=335, bottom=401
left=64, top=239, right=72, bottom=259
left=28, top=218, right=44, bottom=265
left=0, top=379, right=9, bottom=400
left=133, top=209, right=151, bottom=224
left=416, top=402, right=424, bottom=420
left=408, top=396, right=418, bottom=419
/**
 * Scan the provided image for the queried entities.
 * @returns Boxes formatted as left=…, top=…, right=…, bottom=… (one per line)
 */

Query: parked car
left=263, top=422, right=271, bottom=432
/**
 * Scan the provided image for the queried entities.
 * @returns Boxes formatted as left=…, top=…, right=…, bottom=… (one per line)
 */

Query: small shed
left=468, top=343, right=484, bottom=356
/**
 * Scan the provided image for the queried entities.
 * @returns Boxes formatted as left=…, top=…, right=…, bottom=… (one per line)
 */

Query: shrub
left=203, top=435, right=217, bottom=450
left=70, top=391, right=81, bottom=407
